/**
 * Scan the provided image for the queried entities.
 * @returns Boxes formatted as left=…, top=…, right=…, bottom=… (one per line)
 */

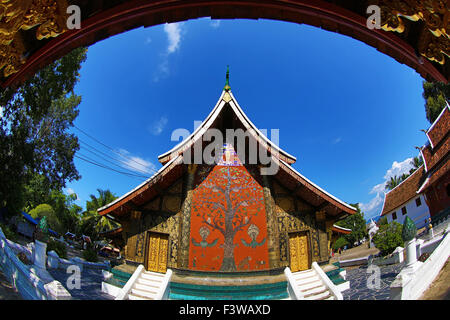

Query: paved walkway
left=342, top=262, right=404, bottom=300
left=0, top=268, right=22, bottom=300
left=48, top=268, right=114, bottom=300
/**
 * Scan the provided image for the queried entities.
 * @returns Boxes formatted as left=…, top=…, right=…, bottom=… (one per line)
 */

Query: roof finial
left=224, top=65, right=230, bottom=91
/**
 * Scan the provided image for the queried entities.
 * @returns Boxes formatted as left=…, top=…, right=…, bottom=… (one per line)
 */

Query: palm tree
left=385, top=175, right=402, bottom=191
left=80, top=189, right=120, bottom=239
left=411, top=156, right=424, bottom=170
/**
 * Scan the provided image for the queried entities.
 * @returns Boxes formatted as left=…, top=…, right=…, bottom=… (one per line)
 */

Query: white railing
left=115, top=264, right=145, bottom=300
left=390, top=229, right=450, bottom=300
left=155, top=268, right=173, bottom=300
left=311, top=262, right=343, bottom=300
left=0, top=227, right=71, bottom=300
left=283, top=267, right=304, bottom=300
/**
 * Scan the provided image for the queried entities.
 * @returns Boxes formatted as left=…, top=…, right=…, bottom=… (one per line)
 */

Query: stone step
left=134, top=283, right=159, bottom=294
left=292, top=269, right=316, bottom=280
left=295, top=275, right=321, bottom=286
left=137, top=278, right=162, bottom=288
left=304, top=290, right=331, bottom=300
left=297, top=279, right=323, bottom=291
left=131, top=288, right=157, bottom=300
left=144, top=271, right=165, bottom=277
left=128, top=293, right=151, bottom=300
left=141, top=272, right=164, bottom=282
left=301, top=285, right=327, bottom=297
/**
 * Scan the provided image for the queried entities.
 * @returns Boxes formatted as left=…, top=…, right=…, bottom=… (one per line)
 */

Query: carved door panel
left=289, top=232, right=310, bottom=272
left=146, top=232, right=168, bottom=273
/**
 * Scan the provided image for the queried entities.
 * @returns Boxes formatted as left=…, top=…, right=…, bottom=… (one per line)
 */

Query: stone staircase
left=291, top=269, right=335, bottom=300
left=284, top=262, right=343, bottom=300
left=128, top=270, right=166, bottom=300
left=115, top=265, right=172, bottom=300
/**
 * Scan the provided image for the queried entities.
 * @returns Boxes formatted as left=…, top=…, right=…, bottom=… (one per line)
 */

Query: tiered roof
left=418, top=104, right=450, bottom=193
left=380, top=166, right=426, bottom=217
left=98, top=83, right=357, bottom=218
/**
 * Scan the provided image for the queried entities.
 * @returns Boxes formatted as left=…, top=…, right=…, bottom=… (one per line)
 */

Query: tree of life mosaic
left=189, top=144, right=269, bottom=272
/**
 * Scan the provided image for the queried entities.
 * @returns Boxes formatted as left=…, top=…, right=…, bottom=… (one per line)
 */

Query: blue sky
left=64, top=18, right=431, bottom=222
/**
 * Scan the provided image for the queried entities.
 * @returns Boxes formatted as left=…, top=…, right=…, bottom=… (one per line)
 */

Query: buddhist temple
left=98, top=73, right=357, bottom=289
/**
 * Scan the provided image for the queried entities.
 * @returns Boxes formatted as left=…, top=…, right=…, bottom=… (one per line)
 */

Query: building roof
left=380, top=166, right=426, bottom=217
left=331, top=224, right=351, bottom=234
left=98, top=86, right=357, bottom=218
left=418, top=104, right=450, bottom=192
left=157, top=88, right=297, bottom=165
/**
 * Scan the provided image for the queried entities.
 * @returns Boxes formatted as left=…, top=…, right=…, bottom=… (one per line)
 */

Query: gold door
left=289, top=232, right=310, bottom=272
left=146, top=233, right=169, bottom=273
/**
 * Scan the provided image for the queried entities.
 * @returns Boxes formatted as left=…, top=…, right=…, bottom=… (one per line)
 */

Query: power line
left=73, top=125, right=158, bottom=173
left=78, top=149, right=151, bottom=178
left=79, top=140, right=153, bottom=176
left=74, top=154, right=149, bottom=181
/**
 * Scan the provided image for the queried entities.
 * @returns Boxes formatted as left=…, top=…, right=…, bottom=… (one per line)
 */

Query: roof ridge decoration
left=157, top=81, right=297, bottom=165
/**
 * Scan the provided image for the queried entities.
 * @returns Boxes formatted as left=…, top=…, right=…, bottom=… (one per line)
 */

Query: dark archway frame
left=1, top=0, right=448, bottom=88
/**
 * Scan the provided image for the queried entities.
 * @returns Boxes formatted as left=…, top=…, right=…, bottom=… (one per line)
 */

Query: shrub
left=333, top=236, right=349, bottom=250
left=372, top=221, right=403, bottom=256
left=46, top=239, right=67, bottom=259
left=82, top=247, right=98, bottom=262
left=0, top=223, right=18, bottom=242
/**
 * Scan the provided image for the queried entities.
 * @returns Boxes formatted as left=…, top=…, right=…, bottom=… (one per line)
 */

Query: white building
left=380, top=166, right=430, bottom=229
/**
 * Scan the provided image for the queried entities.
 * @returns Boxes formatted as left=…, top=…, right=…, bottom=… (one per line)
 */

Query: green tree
left=29, top=204, right=63, bottom=234
left=335, top=203, right=367, bottom=247
left=79, top=189, right=120, bottom=239
left=372, top=221, right=403, bottom=256
left=385, top=175, right=402, bottom=191
left=0, top=47, right=87, bottom=217
left=333, top=236, right=349, bottom=250
left=422, top=81, right=449, bottom=124
left=409, top=156, right=423, bottom=175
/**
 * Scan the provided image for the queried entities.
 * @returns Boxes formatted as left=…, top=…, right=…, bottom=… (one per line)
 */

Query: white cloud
left=332, top=137, right=342, bottom=144
left=64, top=187, right=80, bottom=201
left=117, top=149, right=157, bottom=175
left=359, top=157, right=415, bottom=221
left=164, top=23, right=182, bottom=54
left=210, top=20, right=221, bottom=28
left=149, top=116, right=168, bottom=136
left=153, top=23, right=184, bottom=82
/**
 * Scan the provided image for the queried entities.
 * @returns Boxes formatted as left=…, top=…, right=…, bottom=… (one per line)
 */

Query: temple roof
left=98, top=86, right=357, bottom=218
left=380, top=166, right=426, bottom=217
left=418, top=104, right=450, bottom=193
left=157, top=87, right=297, bottom=165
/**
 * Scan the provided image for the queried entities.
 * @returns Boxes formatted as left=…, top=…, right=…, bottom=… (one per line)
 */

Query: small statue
left=34, top=216, right=49, bottom=243
left=402, top=216, right=417, bottom=242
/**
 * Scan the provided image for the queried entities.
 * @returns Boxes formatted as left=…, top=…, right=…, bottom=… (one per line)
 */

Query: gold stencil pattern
left=0, top=0, right=69, bottom=76
left=374, top=0, right=449, bottom=64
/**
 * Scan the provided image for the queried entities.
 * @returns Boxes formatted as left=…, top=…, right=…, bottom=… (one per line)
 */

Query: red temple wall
left=188, top=163, right=269, bottom=272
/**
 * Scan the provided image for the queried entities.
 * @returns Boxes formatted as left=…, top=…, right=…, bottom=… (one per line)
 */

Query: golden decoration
left=374, top=0, right=449, bottom=64
left=163, top=195, right=181, bottom=213
left=0, top=0, right=69, bottom=77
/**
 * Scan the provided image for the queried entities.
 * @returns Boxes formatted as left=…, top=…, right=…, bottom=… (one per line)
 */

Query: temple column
left=178, top=164, right=197, bottom=269
left=261, top=173, right=280, bottom=269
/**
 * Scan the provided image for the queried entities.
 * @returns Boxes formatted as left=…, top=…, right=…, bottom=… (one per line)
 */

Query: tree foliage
left=333, top=236, right=348, bottom=250
left=80, top=189, right=120, bottom=239
left=334, top=203, right=367, bottom=247
left=29, top=204, right=63, bottom=234
left=0, top=47, right=87, bottom=217
left=422, top=81, right=449, bottom=124
left=372, top=221, right=403, bottom=256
